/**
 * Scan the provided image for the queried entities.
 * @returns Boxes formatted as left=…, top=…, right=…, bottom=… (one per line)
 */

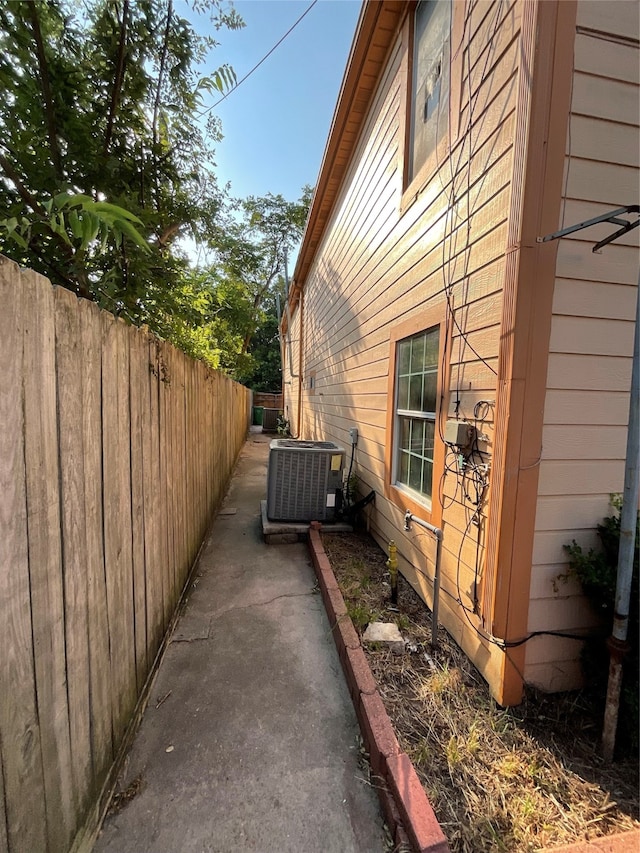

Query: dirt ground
left=322, top=530, right=639, bottom=853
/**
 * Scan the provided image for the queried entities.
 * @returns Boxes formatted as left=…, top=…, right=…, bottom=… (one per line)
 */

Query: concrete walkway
left=94, top=430, right=387, bottom=853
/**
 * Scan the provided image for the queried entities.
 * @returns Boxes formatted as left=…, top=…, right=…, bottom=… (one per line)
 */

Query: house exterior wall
left=527, top=0, right=640, bottom=691
left=284, top=0, right=635, bottom=703
left=286, top=0, right=526, bottom=700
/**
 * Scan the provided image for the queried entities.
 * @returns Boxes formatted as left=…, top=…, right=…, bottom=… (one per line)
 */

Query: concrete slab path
left=94, top=430, right=387, bottom=853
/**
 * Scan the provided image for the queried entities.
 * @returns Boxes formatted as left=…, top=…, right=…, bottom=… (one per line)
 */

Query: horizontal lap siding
left=290, top=1, right=523, bottom=697
left=527, top=0, right=639, bottom=689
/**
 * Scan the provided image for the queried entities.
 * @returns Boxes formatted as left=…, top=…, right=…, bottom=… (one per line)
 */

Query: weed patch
left=323, top=530, right=639, bottom=853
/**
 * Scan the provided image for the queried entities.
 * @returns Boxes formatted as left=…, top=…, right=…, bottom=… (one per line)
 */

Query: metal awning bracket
left=536, top=204, right=639, bottom=252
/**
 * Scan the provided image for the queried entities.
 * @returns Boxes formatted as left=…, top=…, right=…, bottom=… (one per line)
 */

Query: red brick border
left=537, top=832, right=640, bottom=853
left=308, top=527, right=640, bottom=853
left=308, top=527, right=450, bottom=853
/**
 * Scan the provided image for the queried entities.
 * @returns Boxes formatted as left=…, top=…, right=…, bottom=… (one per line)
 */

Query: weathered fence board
left=80, top=299, right=113, bottom=794
left=22, top=270, right=75, bottom=851
left=0, top=256, right=252, bottom=853
left=56, top=285, right=94, bottom=818
left=130, top=329, right=148, bottom=693
left=0, top=262, right=48, bottom=851
left=142, top=330, right=161, bottom=656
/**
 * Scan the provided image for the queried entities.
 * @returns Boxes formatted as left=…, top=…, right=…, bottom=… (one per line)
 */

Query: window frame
left=399, top=0, right=464, bottom=214
left=385, top=310, right=449, bottom=528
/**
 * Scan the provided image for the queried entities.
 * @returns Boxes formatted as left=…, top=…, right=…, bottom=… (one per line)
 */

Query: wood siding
left=0, top=257, right=250, bottom=853
left=286, top=0, right=526, bottom=698
left=527, top=0, right=639, bottom=690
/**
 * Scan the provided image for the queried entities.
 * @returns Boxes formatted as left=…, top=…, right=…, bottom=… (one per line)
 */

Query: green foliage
left=0, top=0, right=311, bottom=381
left=0, top=191, right=148, bottom=257
left=562, top=497, right=639, bottom=752
left=346, top=602, right=378, bottom=634
left=0, top=0, right=240, bottom=319
left=276, top=414, right=290, bottom=436
left=211, top=189, right=312, bottom=369
left=235, top=307, right=282, bottom=391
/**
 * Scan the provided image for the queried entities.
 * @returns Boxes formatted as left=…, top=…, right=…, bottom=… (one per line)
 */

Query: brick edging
left=536, top=831, right=640, bottom=853
left=308, top=525, right=450, bottom=853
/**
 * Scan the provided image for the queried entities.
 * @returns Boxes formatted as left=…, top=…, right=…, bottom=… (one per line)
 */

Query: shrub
left=563, top=497, right=639, bottom=753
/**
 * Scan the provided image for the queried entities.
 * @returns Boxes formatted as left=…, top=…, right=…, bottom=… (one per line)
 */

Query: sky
left=189, top=0, right=362, bottom=204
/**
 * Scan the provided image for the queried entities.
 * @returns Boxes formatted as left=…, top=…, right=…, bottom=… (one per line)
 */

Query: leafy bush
left=563, top=497, right=639, bottom=752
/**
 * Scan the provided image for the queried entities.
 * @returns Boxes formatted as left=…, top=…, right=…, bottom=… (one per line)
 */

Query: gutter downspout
left=282, top=249, right=299, bottom=382
left=275, top=292, right=286, bottom=383
left=282, top=247, right=303, bottom=438
left=296, top=288, right=304, bottom=440
left=403, top=511, right=444, bottom=649
left=602, top=270, right=639, bottom=762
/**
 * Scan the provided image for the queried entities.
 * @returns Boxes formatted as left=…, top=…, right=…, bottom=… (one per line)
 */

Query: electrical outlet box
left=444, top=419, right=475, bottom=447
left=349, top=427, right=359, bottom=446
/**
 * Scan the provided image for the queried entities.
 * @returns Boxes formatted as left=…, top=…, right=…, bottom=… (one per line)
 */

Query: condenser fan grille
left=272, top=451, right=329, bottom=519
left=266, top=439, right=345, bottom=522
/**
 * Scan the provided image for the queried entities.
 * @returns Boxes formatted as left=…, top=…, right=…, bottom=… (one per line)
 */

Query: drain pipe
left=275, top=293, right=286, bottom=381
left=404, top=511, right=444, bottom=648
left=602, top=273, right=639, bottom=762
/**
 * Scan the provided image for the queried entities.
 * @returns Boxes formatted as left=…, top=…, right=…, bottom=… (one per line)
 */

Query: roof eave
left=290, top=0, right=406, bottom=300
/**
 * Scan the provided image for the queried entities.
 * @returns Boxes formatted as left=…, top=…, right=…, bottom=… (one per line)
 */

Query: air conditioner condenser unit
left=262, top=407, right=280, bottom=432
left=266, top=439, right=345, bottom=522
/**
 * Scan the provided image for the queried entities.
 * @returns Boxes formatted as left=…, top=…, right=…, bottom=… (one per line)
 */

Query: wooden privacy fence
left=0, top=257, right=251, bottom=853
left=252, top=391, right=283, bottom=410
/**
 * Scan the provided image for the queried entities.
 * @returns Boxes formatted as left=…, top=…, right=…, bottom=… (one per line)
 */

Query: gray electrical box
left=266, top=439, right=345, bottom=522
left=444, top=419, right=475, bottom=447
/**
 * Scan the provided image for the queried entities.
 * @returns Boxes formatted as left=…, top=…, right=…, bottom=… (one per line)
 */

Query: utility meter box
left=444, top=419, right=475, bottom=447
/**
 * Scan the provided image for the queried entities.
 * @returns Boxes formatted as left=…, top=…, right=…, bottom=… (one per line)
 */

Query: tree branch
left=0, top=150, right=91, bottom=296
left=103, top=0, right=129, bottom=159
left=0, top=151, right=48, bottom=216
left=27, top=0, right=63, bottom=179
left=29, top=240, right=91, bottom=298
left=152, top=0, right=173, bottom=216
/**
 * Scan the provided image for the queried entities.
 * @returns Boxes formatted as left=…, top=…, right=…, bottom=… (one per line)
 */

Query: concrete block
left=363, top=621, right=405, bottom=654
left=385, top=753, right=450, bottom=853
left=324, top=585, right=348, bottom=627
left=344, top=645, right=377, bottom=702
left=335, top=612, right=361, bottom=655
left=358, top=691, right=401, bottom=779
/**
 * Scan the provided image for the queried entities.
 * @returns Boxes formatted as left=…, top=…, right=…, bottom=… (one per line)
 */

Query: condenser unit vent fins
left=262, top=408, right=280, bottom=432
left=266, top=439, right=345, bottom=522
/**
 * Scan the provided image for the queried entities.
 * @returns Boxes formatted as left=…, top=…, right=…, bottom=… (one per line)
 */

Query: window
left=393, top=327, right=440, bottom=504
left=408, top=0, right=451, bottom=185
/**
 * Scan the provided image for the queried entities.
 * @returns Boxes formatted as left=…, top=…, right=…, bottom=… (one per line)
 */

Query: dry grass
left=323, top=531, right=639, bottom=853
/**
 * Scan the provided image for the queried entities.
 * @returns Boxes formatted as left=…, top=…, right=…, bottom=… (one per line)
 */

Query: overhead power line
left=198, top=0, right=318, bottom=117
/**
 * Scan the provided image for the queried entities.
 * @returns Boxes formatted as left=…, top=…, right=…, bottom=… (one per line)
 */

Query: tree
left=0, top=0, right=241, bottom=325
left=0, top=1, right=312, bottom=383
left=210, top=187, right=311, bottom=370
left=236, top=288, right=284, bottom=391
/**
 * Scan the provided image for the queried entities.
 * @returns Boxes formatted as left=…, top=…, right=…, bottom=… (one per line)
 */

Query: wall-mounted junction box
left=349, top=427, right=358, bottom=446
left=444, top=419, right=476, bottom=447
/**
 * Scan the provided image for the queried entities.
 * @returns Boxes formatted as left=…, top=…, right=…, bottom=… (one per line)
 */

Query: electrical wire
left=436, top=0, right=504, bottom=404
left=197, top=0, right=318, bottom=117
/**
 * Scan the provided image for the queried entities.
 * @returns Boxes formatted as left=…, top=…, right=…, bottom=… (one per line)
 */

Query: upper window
left=394, top=326, right=440, bottom=504
left=408, top=0, right=451, bottom=185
